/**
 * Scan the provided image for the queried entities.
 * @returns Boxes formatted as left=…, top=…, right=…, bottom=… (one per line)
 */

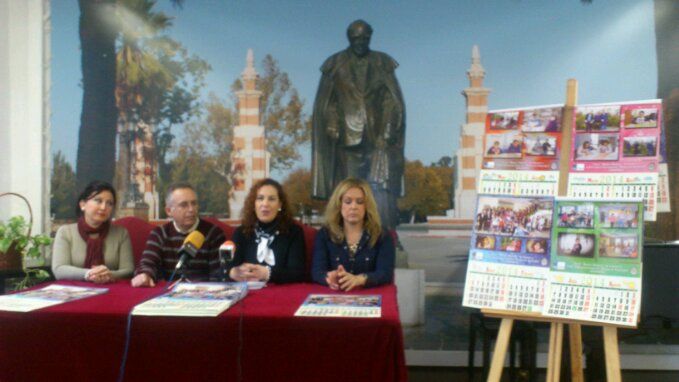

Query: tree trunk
left=76, top=0, right=118, bottom=192
left=647, top=0, right=679, bottom=240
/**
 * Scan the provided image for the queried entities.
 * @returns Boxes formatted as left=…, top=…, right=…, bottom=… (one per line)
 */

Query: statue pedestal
left=118, top=203, right=150, bottom=220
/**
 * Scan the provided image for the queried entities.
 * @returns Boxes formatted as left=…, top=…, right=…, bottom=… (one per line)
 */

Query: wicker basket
left=0, top=192, right=33, bottom=271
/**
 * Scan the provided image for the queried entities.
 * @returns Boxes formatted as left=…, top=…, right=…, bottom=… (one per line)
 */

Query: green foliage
left=168, top=146, right=229, bottom=216
left=398, top=159, right=453, bottom=222
left=0, top=216, right=52, bottom=259
left=282, top=168, right=327, bottom=216
left=232, top=54, right=311, bottom=171
left=167, top=95, right=235, bottom=215
left=51, top=151, right=77, bottom=219
left=114, top=0, right=211, bottom=189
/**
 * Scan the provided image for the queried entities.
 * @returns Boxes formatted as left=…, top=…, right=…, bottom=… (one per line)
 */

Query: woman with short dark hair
left=52, top=181, right=134, bottom=282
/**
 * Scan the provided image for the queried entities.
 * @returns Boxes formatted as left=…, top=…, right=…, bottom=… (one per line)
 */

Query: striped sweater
left=135, top=219, right=226, bottom=282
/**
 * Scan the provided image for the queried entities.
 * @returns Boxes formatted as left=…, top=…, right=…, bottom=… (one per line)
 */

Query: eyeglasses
left=173, top=200, right=199, bottom=210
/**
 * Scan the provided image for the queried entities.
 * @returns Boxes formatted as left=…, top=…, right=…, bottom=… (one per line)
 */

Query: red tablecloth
left=0, top=281, right=407, bottom=382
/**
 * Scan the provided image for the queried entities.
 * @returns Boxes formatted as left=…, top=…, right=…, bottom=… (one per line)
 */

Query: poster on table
left=568, top=100, right=661, bottom=220
left=480, top=105, right=562, bottom=196
left=463, top=195, right=554, bottom=313
left=543, top=198, right=643, bottom=327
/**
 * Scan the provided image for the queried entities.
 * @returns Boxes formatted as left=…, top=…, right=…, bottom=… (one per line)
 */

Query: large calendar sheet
left=543, top=198, right=643, bottom=327
left=568, top=100, right=662, bottom=221
left=462, top=195, right=554, bottom=313
left=480, top=105, right=562, bottom=197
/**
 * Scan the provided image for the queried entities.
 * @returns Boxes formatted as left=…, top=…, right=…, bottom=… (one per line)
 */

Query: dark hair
left=346, top=19, right=373, bottom=40
left=165, top=182, right=196, bottom=207
left=75, top=180, right=117, bottom=217
left=241, top=178, right=293, bottom=237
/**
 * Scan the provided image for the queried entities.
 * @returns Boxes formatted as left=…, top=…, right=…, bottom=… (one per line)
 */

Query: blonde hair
left=324, top=178, right=382, bottom=247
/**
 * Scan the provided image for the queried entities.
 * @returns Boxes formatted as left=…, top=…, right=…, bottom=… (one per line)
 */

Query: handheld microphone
left=219, top=240, right=236, bottom=264
left=219, top=240, right=236, bottom=281
left=175, top=231, right=206, bottom=270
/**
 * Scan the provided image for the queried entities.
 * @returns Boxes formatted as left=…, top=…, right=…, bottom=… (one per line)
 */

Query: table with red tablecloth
left=0, top=281, right=407, bottom=382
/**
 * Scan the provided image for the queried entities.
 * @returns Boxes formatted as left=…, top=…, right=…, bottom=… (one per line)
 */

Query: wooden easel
left=482, top=79, right=626, bottom=382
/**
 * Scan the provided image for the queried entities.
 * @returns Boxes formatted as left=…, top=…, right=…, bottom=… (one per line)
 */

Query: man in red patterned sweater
left=131, top=183, right=226, bottom=287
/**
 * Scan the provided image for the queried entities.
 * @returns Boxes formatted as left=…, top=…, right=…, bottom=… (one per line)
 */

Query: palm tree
left=114, top=0, right=173, bottom=204
left=76, top=0, right=118, bottom=192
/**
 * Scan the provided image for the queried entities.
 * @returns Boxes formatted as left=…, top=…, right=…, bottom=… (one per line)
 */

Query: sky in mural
left=51, top=0, right=657, bottom=178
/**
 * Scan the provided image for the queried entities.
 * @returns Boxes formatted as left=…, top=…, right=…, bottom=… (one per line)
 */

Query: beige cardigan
left=51, top=223, right=134, bottom=280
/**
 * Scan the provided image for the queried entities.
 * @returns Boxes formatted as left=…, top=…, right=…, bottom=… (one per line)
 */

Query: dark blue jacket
left=311, top=227, right=395, bottom=287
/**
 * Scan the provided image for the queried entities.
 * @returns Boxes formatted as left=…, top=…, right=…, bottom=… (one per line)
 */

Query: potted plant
left=0, top=193, right=52, bottom=290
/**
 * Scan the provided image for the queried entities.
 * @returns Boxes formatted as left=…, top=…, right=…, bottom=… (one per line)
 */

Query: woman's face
left=340, top=187, right=366, bottom=227
left=79, top=190, right=114, bottom=227
left=255, top=185, right=282, bottom=224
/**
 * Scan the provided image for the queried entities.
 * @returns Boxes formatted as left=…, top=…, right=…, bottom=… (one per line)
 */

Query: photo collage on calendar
left=567, top=100, right=662, bottom=221
left=483, top=105, right=563, bottom=171
left=570, top=102, right=661, bottom=173
left=463, top=195, right=554, bottom=312
left=551, top=199, right=643, bottom=276
left=544, top=199, right=644, bottom=326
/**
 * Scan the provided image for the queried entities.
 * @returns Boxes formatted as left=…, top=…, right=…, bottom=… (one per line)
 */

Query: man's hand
left=131, top=273, right=155, bottom=288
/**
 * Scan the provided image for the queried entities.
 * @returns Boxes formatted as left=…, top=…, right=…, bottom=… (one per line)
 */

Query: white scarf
left=255, top=225, right=277, bottom=266
left=256, top=236, right=276, bottom=266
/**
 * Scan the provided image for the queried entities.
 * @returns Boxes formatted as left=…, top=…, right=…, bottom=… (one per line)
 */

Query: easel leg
left=546, top=322, right=564, bottom=382
left=569, top=323, right=584, bottom=382
left=487, top=318, right=513, bottom=382
left=603, top=326, right=622, bottom=382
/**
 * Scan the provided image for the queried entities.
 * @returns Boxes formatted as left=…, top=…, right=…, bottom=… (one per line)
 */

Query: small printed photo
left=500, top=237, right=523, bottom=252
left=475, top=196, right=553, bottom=238
left=599, top=204, right=639, bottom=228
left=521, top=107, right=562, bottom=132
left=599, top=233, right=638, bottom=259
left=574, top=133, right=619, bottom=161
left=524, top=134, right=557, bottom=156
left=526, top=239, right=548, bottom=254
left=576, top=106, right=621, bottom=132
left=485, top=132, right=523, bottom=158
left=622, top=136, right=657, bottom=158
left=557, top=204, right=594, bottom=228
left=557, top=233, right=595, bottom=258
left=475, top=235, right=496, bottom=250
left=623, top=107, right=658, bottom=129
left=489, top=111, right=520, bottom=130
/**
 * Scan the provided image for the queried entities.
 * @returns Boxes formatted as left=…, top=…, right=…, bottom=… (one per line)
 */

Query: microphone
left=175, top=231, right=206, bottom=270
left=219, top=240, right=236, bottom=281
left=219, top=240, right=236, bottom=263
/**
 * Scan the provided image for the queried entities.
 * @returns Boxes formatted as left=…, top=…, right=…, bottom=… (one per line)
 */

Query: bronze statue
left=311, top=19, right=406, bottom=228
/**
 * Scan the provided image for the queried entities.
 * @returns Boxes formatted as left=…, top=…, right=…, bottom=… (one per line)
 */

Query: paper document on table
left=0, top=284, right=108, bottom=312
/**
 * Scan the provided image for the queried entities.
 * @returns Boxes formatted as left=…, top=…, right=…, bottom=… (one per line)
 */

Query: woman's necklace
left=348, top=242, right=359, bottom=256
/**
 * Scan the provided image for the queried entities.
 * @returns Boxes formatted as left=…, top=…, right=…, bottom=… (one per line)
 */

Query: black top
left=228, top=222, right=306, bottom=284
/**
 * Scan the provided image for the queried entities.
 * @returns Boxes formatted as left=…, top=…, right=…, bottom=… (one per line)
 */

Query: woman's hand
left=229, top=263, right=269, bottom=282
left=336, top=265, right=367, bottom=291
left=325, top=270, right=340, bottom=290
left=86, top=265, right=113, bottom=284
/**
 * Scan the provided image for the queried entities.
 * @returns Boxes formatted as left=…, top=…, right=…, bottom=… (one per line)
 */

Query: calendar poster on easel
left=656, top=122, right=670, bottom=212
left=544, top=198, right=643, bottom=327
left=463, top=195, right=554, bottom=312
left=479, top=105, right=563, bottom=196
left=568, top=100, right=662, bottom=221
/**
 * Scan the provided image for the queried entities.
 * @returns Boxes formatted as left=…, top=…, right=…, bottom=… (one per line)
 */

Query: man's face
left=166, top=188, right=199, bottom=231
left=349, top=26, right=371, bottom=57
